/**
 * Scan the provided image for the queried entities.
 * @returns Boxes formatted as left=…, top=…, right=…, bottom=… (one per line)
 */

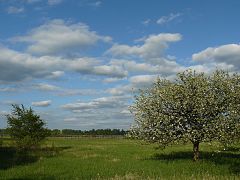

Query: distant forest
left=0, top=128, right=127, bottom=136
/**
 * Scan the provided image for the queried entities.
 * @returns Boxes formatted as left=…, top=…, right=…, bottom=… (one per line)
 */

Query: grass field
left=0, top=137, right=239, bottom=179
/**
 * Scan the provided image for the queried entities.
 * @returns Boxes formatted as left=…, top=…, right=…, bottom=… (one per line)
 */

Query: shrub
left=7, top=104, right=49, bottom=150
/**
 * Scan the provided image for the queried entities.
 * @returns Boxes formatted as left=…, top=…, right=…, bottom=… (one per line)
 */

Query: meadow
left=0, top=137, right=239, bottom=179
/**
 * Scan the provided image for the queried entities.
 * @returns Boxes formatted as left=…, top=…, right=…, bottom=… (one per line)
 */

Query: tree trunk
left=193, top=142, right=200, bottom=161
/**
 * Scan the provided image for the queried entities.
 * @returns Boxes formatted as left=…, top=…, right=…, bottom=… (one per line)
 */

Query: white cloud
left=0, top=110, right=9, bottom=116
left=68, top=57, right=127, bottom=78
left=106, top=33, right=181, bottom=59
left=191, top=44, right=240, bottom=72
left=157, top=13, right=181, bottom=25
left=31, top=82, right=102, bottom=96
left=93, top=65, right=128, bottom=78
left=110, top=59, right=184, bottom=75
left=63, top=117, right=79, bottom=122
left=25, top=0, right=41, bottom=3
left=103, top=77, right=126, bottom=83
left=32, top=100, right=52, bottom=107
left=106, top=72, right=180, bottom=97
left=7, top=6, right=25, bottom=14
left=48, top=0, right=63, bottom=5
left=106, top=85, right=133, bottom=96
left=142, top=19, right=151, bottom=26
left=61, top=95, right=132, bottom=129
left=12, top=19, right=112, bottom=55
left=192, top=44, right=240, bottom=65
left=129, top=74, right=158, bottom=86
left=0, top=47, right=127, bottom=83
left=58, top=88, right=101, bottom=96
left=0, top=87, right=17, bottom=92
left=47, top=71, right=65, bottom=79
left=89, top=1, right=102, bottom=7
left=0, top=47, right=56, bottom=82
left=33, top=83, right=60, bottom=91
left=106, top=75, right=158, bottom=96
left=62, top=96, right=128, bottom=111
left=79, top=1, right=102, bottom=8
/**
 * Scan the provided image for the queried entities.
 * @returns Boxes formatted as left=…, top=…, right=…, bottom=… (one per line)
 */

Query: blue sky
left=0, top=0, right=240, bottom=130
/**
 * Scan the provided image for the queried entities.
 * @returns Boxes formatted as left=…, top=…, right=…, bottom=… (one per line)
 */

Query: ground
left=0, top=137, right=239, bottom=179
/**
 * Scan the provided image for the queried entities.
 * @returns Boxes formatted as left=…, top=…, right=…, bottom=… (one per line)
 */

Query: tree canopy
left=7, top=104, right=49, bottom=150
left=129, top=70, right=240, bottom=161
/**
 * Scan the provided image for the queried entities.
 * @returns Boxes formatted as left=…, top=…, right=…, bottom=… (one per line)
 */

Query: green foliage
left=6, top=104, right=49, bottom=150
left=0, top=138, right=239, bottom=179
left=129, top=69, right=240, bottom=160
left=50, top=129, right=61, bottom=136
left=61, top=128, right=126, bottom=136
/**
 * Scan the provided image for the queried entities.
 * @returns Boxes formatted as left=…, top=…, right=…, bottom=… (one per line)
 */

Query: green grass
left=0, top=137, right=239, bottom=179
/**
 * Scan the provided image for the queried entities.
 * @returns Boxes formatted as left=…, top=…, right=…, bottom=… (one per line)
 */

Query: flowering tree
left=129, top=70, right=240, bottom=161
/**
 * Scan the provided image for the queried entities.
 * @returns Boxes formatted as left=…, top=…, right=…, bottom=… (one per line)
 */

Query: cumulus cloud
left=46, top=71, right=65, bottom=79
left=32, top=83, right=60, bottom=91
left=106, top=72, right=180, bottom=96
left=58, top=88, right=101, bottom=96
left=157, top=13, right=181, bottom=25
left=48, top=0, right=63, bottom=5
left=7, top=6, right=25, bottom=14
left=0, top=47, right=127, bottom=83
left=106, top=33, right=181, bottom=60
left=105, top=33, right=183, bottom=83
left=63, top=112, right=132, bottom=129
left=32, top=100, right=52, bottom=107
left=25, top=0, right=42, bottom=3
left=192, top=44, right=240, bottom=65
left=12, top=19, right=112, bottom=55
left=129, top=74, right=158, bottom=86
left=62, top=96, right=128, bottom=111
left=0, top=47, right=56, bottom=82
left=0, top=110, right=9, bottom=116
left=79, top=1, right=102, bottom=8
left=110, top=59, right=184, bottom=75
left=103, top=77, right=126, bottom=83
left=88, top=1, right=102, bottom=7
left=106, top=75, right=158, bottom=96
left=61, top=95, right=132, bottom=129
left=0, top=87, right=17, bottom=92
left=31, top=82, right=102, bottom=96
left=92, top=65, right=128, bottom=78
left=106, top=84, right=133, bottom=96
left=142, top=19, right=151, bottom=26
left=191, top=44, right=240, bottom=73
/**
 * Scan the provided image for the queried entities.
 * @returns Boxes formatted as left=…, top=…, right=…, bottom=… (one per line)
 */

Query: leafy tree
left=0, top=129, right=6, bottom=147
left=129, top=70, right=240, bottom=161
left=7, top=105, right=49, bottom=150
left=50, top=129, right=61, bottom=136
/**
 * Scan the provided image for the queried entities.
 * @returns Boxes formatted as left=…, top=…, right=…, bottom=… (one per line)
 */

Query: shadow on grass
left=149, top=150, right=240, bottom=174
left=0, top=146, right=71, bottom=170
left=223, top=146, right=240, bottom=152
left=7, top=175, right=56, bottom=180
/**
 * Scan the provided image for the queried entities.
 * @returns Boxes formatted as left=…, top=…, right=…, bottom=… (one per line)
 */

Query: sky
left=0, top=0, right=240, bottom=130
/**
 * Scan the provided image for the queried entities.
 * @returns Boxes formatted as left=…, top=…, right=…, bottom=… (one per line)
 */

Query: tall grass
left=0, top=137, right=239, bottom=179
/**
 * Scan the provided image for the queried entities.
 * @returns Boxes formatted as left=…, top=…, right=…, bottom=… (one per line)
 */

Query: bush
left=6, top=104, right=49, bottom=150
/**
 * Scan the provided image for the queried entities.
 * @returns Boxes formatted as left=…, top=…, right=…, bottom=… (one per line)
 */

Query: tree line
left=49, top=128, right=127, bottom=136
left=0, top=105, right=126, bottom=150
left=0, top=128, right=127, bottom=136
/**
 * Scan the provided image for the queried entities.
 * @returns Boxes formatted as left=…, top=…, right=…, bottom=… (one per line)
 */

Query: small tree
left=7, top=104, right=49, bottom=150
left=129, top=70, right=240, bottom=161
